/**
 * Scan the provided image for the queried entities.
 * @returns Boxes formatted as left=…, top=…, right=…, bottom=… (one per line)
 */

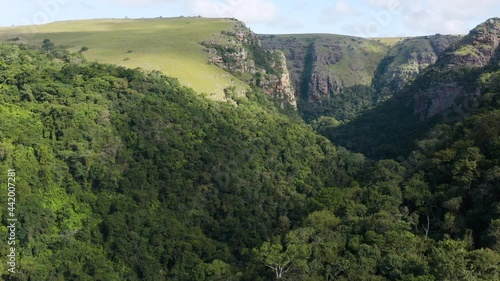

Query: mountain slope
left=324, top=18, right=500, bottom=159
left=260, top=33, right=460, bottom=123
left=442, top=17, right=500, bottom=68
left=201, top=21, right=297, bottom=108
left=260, top=34, right=388, bottom=101
left=1, top=19, right=500, bottom=281
left=0, top=42, right=364, bottom=280
left=374, top=34, right=461, bottom=96
left=0, top=17, right=250, bottom=98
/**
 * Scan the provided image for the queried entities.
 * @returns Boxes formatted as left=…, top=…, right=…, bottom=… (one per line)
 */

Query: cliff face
left=202, top=18, right=500, bottom=124
left=414, top=82, right=481, bottom=121
left=265, top=51, right=296, bottom=108
left=258, top=36, right=310, bottom=99
left=260, top=34, right=388, bottom=102
left=443, top=18, right=500, bottom=68
left=413, top=18, right=500, bottom=121
left=259, top=33, right=459, bottom=122
left=322, top=18, right=500, bottom=159
left=201, top=20, right=296, bottom=108
left=374, top=35, right=460, bottom=95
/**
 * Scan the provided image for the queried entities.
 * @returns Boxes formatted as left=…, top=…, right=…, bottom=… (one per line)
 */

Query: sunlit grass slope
left=371, top=37, right=407, bottom=46
left=0, top=17, right=249, bottom=98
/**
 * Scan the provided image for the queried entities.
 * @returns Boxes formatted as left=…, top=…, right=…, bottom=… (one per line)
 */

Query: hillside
left=324, top=18, right=500, bottom=159
left=1, top=16, right=500, bottom=280
left=0, top=42, right=365, bottom=280
left=373, top=34, right=461, bottom=95
left=0, top=17, right=250, bottom=98
left=260, top=33, right=459, bottom=123
left=260, top=34, right=387, bottom=100
left=1, top=41, right=500, bottom=280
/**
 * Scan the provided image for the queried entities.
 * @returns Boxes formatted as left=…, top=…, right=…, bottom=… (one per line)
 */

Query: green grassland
left=371, top=37, right=407, bottom=46
left=0, top=17, right=250, bottom=98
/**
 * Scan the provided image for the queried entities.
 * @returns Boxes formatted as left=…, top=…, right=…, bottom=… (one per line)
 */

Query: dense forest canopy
left=0, top=25, right=499, bottom=281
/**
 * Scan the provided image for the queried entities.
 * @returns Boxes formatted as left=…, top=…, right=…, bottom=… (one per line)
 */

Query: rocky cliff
left=201, top=20, right=296, bottom=108
left=374, top=35, right=460, bottom=96
left=202, top=18, right=499, bottom=124
left=259, top=33, right=459, bottom=121
left=259, top=34, right=387, bottom=102
left=442, top=18, right=500, bottom=68
left=323, top=18, right=500, bottom=159
left=413, top=18, right=500, bottom=121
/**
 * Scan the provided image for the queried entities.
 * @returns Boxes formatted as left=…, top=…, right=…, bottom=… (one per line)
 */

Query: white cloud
left=80, top=2, right=94, bottom=9
left=363, top=0, right=499, bottom=34
left=291, top=0, right=307, bottom=9
left=110, top=0, right=171, bottom=4
left=366, top=0, right=388, bottom=8
left=321, top=0, right=358, bottom=24
left=187, top=0, right=278, bottom=24
left=401, top=0, right=499, bottom=34
left=335, top=0, right=356, bottom=15
left=95, top=0, right=499, bottom=36
left=271, top=16, right=303, bottom=30
left=403, top=9, right=467, bottom=34
left=107, top=0, right=280, bottom=26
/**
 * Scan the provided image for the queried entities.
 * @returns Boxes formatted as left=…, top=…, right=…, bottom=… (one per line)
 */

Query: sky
left=1, top=0, right=500, bottom=37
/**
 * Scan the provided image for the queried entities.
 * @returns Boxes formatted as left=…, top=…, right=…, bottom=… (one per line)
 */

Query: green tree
left=253, top=229, right=313, bottom=279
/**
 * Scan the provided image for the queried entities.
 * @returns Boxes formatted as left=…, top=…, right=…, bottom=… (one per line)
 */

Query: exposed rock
left=205, top=18, right=499, bottom=122
left=260, top=34, right=387, bottom=102
left=202, top=21, right=296, bottom=107
left=260, top=33, right=461, bottom=111
left=273, top=51, right=296, bottom=107
left=443, top=18, right=500, bottom=68
left=374, top=35, right=460, bottom=95
left=412, top=18, right=500, bottom=120
left=414, top=82, right=480, bottom=121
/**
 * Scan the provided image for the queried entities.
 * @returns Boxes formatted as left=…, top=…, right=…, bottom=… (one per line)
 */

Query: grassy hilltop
left=0, top=17, right=249, bottom=98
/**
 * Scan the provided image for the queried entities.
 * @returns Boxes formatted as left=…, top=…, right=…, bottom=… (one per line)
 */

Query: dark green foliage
left=322, top=90, right=432, bottom=159
left=324, top=60, right=484, bottom=159
left=42, top=39, right=54, bottom=50
left=1, top=39, right=499, bottom=281
left=299, top=85, right=376, bottom=123
left=0, top=43, right=360, bottom=280
left=247, top=42, right=280, bottom=76
left=373, top=35, right=461, bottom=96
left=299, top=42, right=315, bottom=101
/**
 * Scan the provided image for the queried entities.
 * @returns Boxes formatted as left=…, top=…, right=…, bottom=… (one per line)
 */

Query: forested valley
left=0, top=18, right=499, bottom=281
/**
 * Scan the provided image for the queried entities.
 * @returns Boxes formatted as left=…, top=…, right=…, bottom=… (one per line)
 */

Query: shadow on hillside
left=322, top=91, right=436, bottom=160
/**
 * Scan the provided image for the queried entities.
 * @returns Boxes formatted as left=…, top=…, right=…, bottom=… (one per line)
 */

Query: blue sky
left=1, top=0, right=500, bottom=37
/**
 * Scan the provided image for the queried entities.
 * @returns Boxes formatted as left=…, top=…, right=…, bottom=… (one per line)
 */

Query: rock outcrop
left=262, top=51, right=296, bottom=108
left=375, top=35, right=460, bottom=95
left=202, top=21, right=296, bottom=108
left=259, top=33, right=459, bottom=110
left=260, top=34, right=387, bottom=102
left=443, top=18, right=500, bottom=68
left=413, top=18, right=500, bottom=121
left=203, top=18, right=500, bottom=122
left=414, top=82, right=480, bottom=121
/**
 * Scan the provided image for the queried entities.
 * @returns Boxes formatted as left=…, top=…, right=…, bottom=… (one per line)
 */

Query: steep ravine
left=260, top=34, right=460, bottom=122
left=300, top=42, right=315, bottom=101
left=260, top=34, right=387, bottom=103
left=324, top=18, right=500, bottom=159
